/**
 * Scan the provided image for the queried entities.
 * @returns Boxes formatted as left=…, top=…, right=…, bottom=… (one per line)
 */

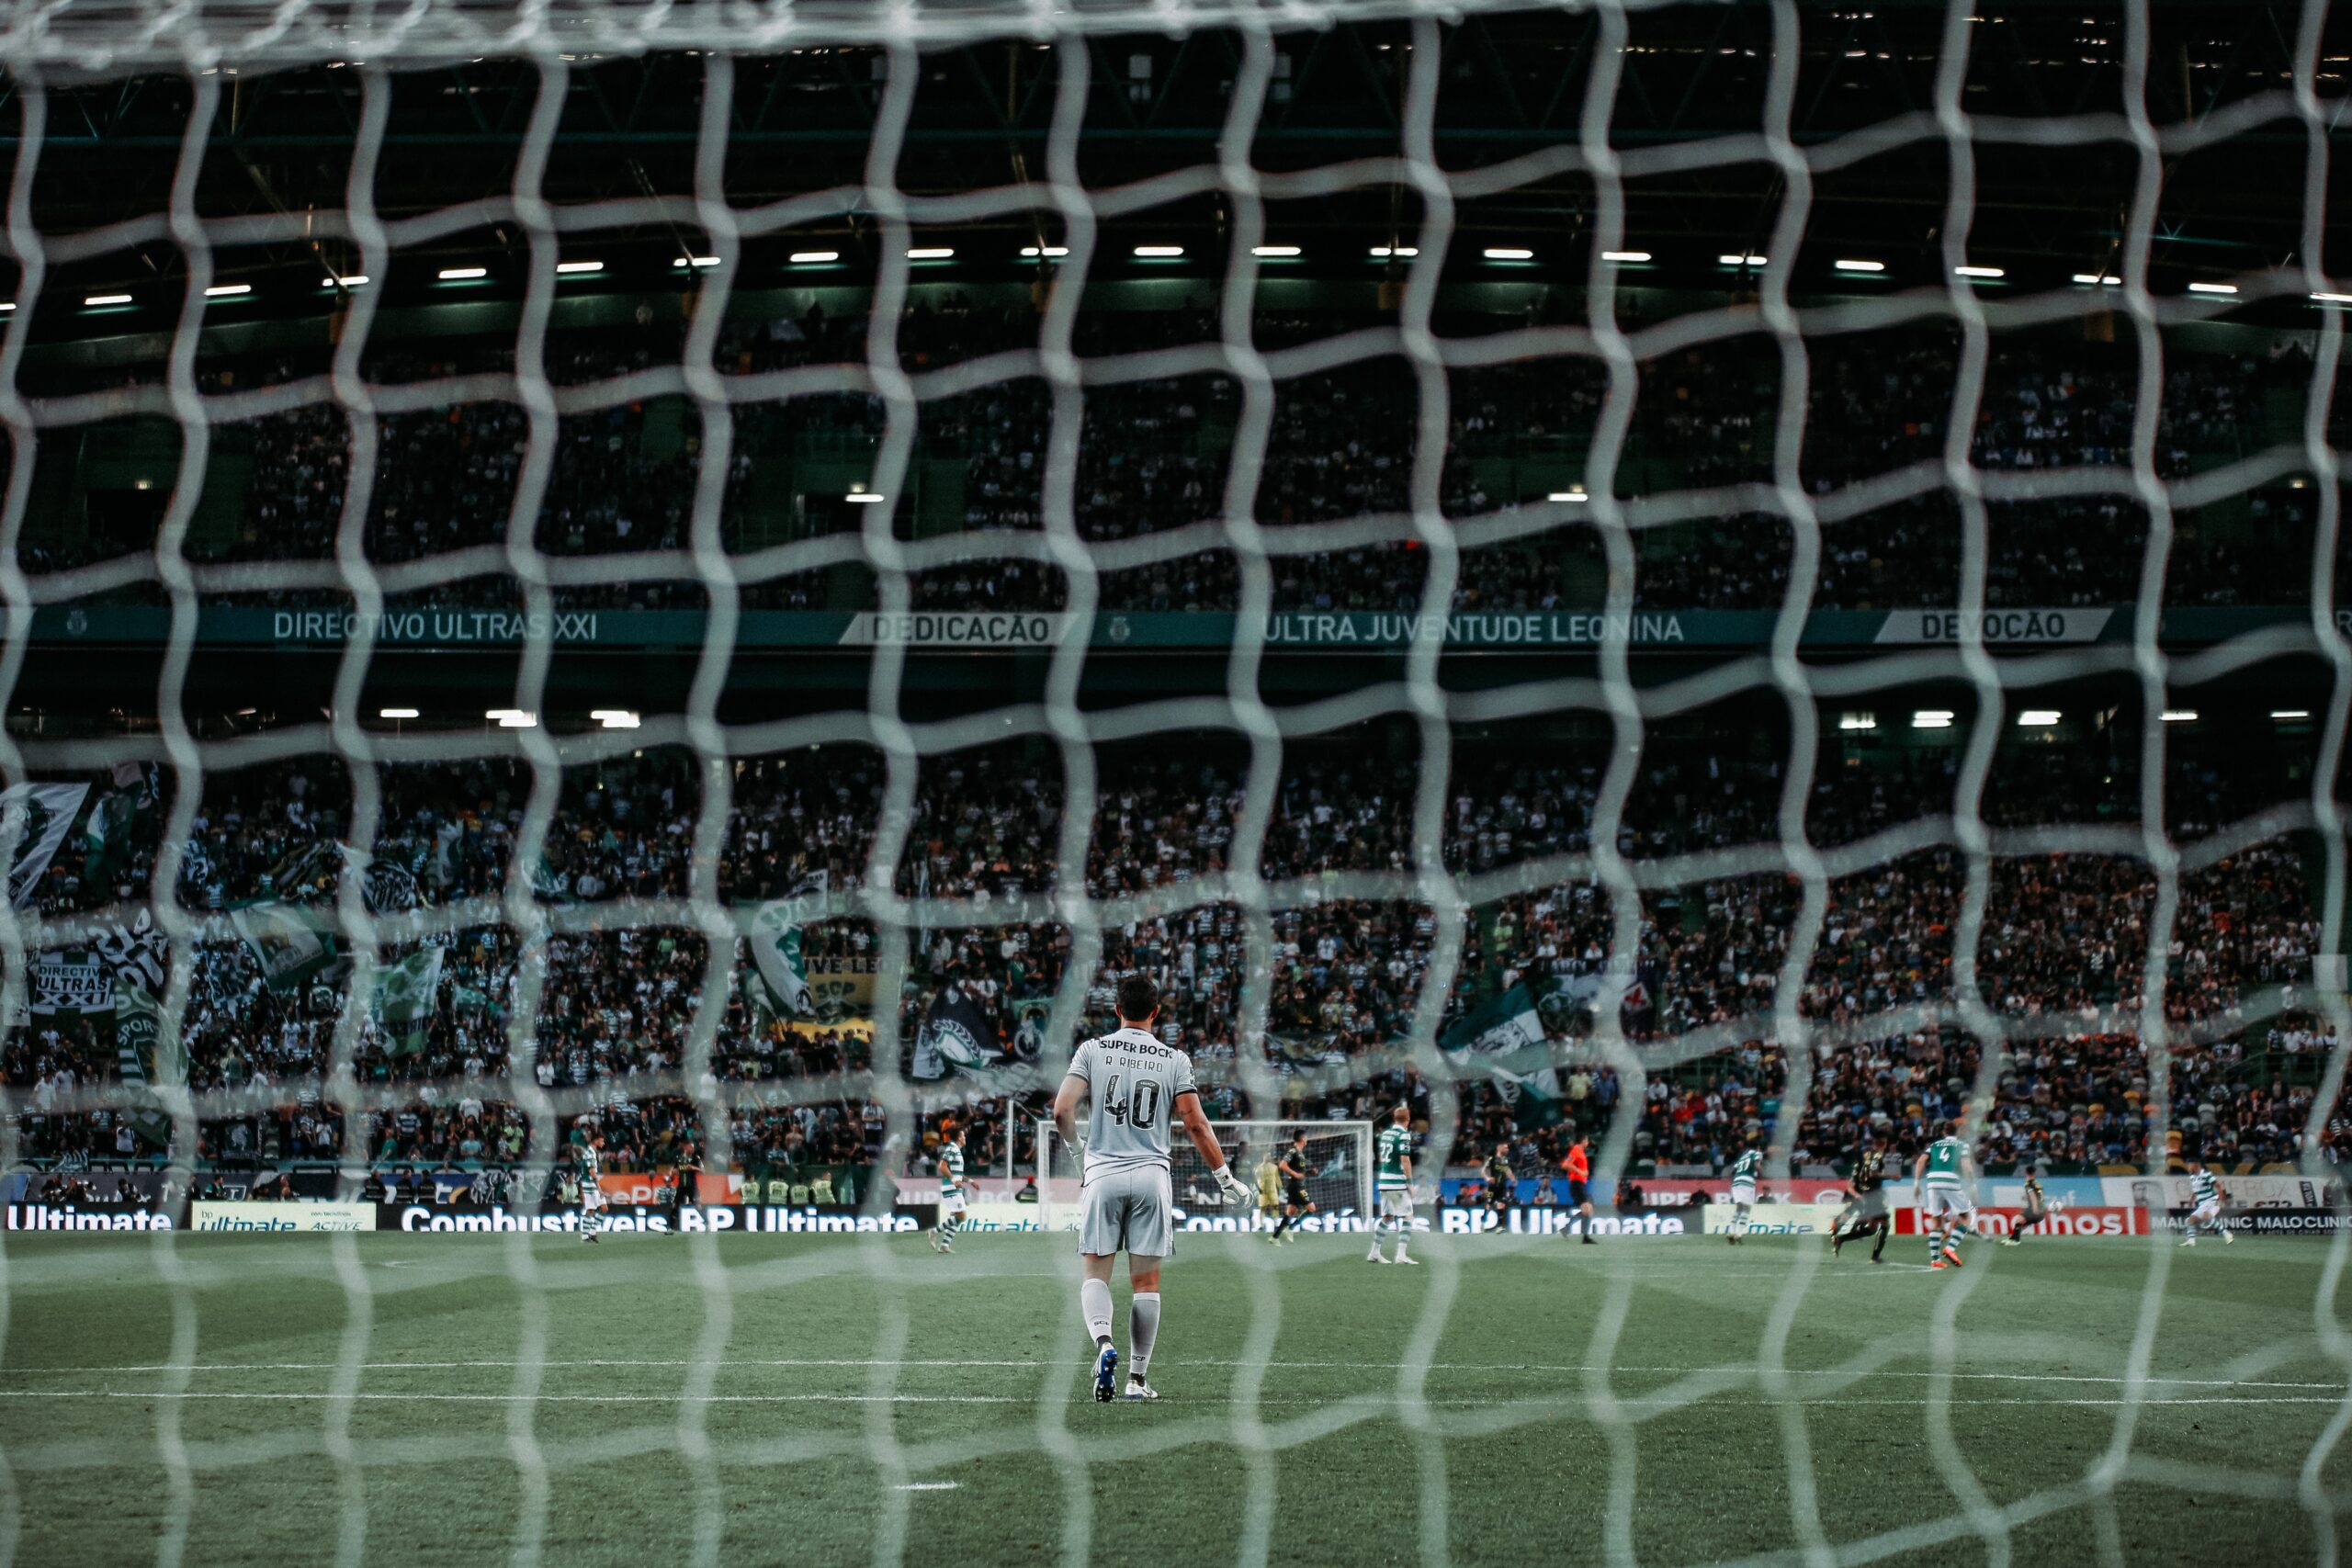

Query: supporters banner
left=29, top=950, right=113, bottom=1015
left=2, top=782, right=89, bottom=908
left=25, top=604, right=2337, bottom=652
left=111, top=977, right=176, bottom=1147
left=807, top=957, right=878, bottom=1017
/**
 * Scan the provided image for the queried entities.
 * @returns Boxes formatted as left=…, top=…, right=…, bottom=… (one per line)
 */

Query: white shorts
left=1378, top=1189, right=1415, bottom=1221
left=940, top=1190, right=968, bottom=1218
left=1080, top=1164, right=1173, bottom=1258
left=1729, top=1180, right=1757, bottom=1207
left=1922, top=1184, right=1971, bottom=1218
left=581, top=1187, right=605, bottom=1213
left=2191, top=1199, right=2222, bottom=1226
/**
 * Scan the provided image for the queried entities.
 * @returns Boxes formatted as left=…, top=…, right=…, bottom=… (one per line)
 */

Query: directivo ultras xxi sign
left=17, top=605, right=2340, bottom=651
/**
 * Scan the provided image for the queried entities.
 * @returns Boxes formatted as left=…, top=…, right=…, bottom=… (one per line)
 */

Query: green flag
left=1483, top=1044, right=1567, bottom=1130
left=372, top=947, right=444, bottom=1055
left=112, top=977, right=177, bottom=1148
left=229, top=901, right=338, bottom=993
left=747, top=874, right=829, bottom=1020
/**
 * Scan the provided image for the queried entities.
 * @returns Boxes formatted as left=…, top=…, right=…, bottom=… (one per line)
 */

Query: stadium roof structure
left=0, top=0, right=2343, bottom=310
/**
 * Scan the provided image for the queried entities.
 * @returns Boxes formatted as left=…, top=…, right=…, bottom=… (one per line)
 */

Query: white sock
left=1368, top=1219, right=1385, bottom=1255
left=1394, top=1225, right=1409, bottom=1259
left=1080, top=1278, right=1114, bottom=1346
left=1128, top=1292, right=1160, bottom=1380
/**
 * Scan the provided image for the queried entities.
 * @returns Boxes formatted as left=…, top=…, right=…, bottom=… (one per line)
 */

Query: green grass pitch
left=0, top=1230, right=2343, bottom=1567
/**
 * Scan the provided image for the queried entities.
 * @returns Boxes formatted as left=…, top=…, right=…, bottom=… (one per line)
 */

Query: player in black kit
left=1831, top=1134, right=1892, bottom=1263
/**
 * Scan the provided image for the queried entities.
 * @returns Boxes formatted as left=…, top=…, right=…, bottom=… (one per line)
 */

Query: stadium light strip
left=1134, top=245, right=1185, bottom=257
left=1838, top=713, right=1877, bottom=731
left=1370, top=245, right=1418, bottom=258
left=437, top=267, right=487, bottom=280
left=379, top=707, right=420, bottom=720
left=1954, top=265, right=2006, bottom=279
left=1601, top=250, right=1652, bottom=263
left=1833, top=258, right=1885, bottom=273
left=907, top=247, right=955, bottom=260
left=2312, top=292, right=2352, bottom=304
left=2161, top=710, right=2198, bottom=723
left=1022, top=245, right=1070, bottom=258
left=487, top=709, right=537, bottom=728
left=1251, top=245, right=1302, bottom=257
left=790, top=251, right=841, bottom=264
left=2186, top=281, right=2237, bottom=295
left=2017, top=709, right=2062, bottom=727
left=2072, top=273, right=2121, bottom=286
left=84, top=293, right=131, bottom=306
left=1546, top=491, right=1589, bottom=503
left=2272, top=709, right=2312, bottom=720
left=591, top=710, right=641, bottom=730
left=203, top=283, right=252, bottom=298
left=1484, top=247, right=1534, bottom=261
left=845, top=491, right=888, bottom=504
left=1912, top=710, right=1955, bottom=729
left=1719, top=254, right=1767, bottom=266
left=555, top=260, right=603, bottom=275
left=674, top=256, right=720, bottom=269
left=322, top=275, right=369, bottom=288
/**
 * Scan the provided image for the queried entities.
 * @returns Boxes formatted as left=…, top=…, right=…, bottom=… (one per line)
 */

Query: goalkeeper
left=1053, top=976, right=1250, bottom=1402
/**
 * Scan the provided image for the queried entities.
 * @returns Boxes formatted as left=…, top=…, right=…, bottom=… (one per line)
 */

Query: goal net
left=1034, top=1120, right=1374, bottom=1230
left=0, top=0, right=2346, bottom=1562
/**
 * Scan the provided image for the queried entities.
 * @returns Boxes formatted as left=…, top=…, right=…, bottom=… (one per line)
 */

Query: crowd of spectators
left=13, top=301, right=2337, bottom=617
left=4, top=726, right=2340, bottom=1191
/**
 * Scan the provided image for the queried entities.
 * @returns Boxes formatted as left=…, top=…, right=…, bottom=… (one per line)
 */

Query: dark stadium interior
left=5, top=0, right=2350, bottom=1231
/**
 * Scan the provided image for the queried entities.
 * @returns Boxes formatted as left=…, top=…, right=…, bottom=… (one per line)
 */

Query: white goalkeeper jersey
left=1068, top=1026, right=1198, bottom=1175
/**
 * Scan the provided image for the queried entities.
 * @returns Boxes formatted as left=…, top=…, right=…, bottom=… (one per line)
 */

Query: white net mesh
left=0, top=0, right=2348, bottom=1562
left=1036, top=1119, right=1373, bottom=1225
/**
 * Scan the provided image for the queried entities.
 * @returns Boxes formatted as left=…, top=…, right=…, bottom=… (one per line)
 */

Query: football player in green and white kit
left=1368, top=1104, right=1419, bottom=1265
left=1914, top=1120, right=1976, bottom=1269
left=2178, top=1159, right=2233, bottom=1247
left=1724, top=1140, right=1765, bottom=1245
left=932, top=1122, right=971, bottom=1254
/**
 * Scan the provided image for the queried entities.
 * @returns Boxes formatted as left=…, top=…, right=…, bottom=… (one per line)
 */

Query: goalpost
left=1035, top=1119, right=1374, bottom=1226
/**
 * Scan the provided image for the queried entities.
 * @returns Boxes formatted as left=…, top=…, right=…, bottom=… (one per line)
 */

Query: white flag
left=2, top=782, right=89, bottom=908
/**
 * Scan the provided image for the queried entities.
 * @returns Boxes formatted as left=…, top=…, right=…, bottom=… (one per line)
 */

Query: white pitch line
left=895, top=1482, right=959, bottom=1490
left=0, top=1390, right=1018, bottom=1405
left=4, top=1359, right=2340, bottom=1393
left=0, top=1389, right=2339, bottom=1411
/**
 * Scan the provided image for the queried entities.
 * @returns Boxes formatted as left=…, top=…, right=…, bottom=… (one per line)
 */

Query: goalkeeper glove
left=1211, top=1164, right=1252, bottom=1207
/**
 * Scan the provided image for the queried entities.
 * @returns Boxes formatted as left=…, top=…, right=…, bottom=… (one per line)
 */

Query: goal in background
left=1035, top=1121, right=1373, bottom=1226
